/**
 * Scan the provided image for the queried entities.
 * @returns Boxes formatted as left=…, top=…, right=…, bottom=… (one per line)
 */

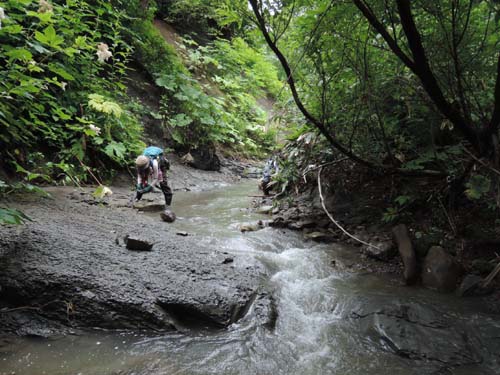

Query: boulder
left=392, top=224, right=418, bottom=284
left=422, top=246, right=462, bottom=292
left=456, top=274, right=493, bottom=297
left=188, top=145, right=221, bottom=171
left=181, top=152, right=194, bottom=164
left=124, top=236, right=153, bottom=251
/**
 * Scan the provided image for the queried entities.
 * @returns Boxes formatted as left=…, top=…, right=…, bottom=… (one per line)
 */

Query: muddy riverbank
left=1, top=179, right=500, bottom=374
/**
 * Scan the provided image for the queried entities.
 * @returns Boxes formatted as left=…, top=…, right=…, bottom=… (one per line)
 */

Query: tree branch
left=249, top=0, right=379, bottom=169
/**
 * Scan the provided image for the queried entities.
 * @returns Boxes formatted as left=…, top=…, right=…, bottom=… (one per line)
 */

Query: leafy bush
left=0, top=0, right=144, bottom=181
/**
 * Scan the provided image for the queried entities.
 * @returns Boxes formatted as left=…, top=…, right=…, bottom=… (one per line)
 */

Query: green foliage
left=0, top=208, right=30, bottom=225
left=465, top=175, right=491, bottom=200
left=153, top=34, right=281, bottom=155
left=0, top=0, right=144, bottom=181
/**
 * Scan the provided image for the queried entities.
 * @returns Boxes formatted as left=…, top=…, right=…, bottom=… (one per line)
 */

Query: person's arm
left=151, top=159, right=160, bottom=188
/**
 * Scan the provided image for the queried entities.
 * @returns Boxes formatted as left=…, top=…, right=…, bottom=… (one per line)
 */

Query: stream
left=1, top=181, right=499, bottom=375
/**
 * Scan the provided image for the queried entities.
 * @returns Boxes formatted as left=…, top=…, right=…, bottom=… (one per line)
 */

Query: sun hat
left=135, top=155, right=149, bottom=169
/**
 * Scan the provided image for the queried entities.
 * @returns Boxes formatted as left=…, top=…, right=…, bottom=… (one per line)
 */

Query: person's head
left=135, top=155, right=150, bottom=172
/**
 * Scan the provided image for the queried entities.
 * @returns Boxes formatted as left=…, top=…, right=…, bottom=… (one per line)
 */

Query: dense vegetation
left=2, top=0, right=500, bottom=232
left=0, top=0, right=281, bottom=222
left=237, top=0, right=500, bottom=230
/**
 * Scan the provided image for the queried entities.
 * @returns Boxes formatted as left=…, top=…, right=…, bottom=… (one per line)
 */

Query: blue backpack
left=143, top=146, right=163, bottom=159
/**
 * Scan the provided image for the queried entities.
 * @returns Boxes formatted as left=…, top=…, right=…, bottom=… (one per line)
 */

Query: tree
left=249, top=0, right=500, bottom=174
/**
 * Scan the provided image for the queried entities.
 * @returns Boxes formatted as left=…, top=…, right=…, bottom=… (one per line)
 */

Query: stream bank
left=1, top=177, right=500, bottom=374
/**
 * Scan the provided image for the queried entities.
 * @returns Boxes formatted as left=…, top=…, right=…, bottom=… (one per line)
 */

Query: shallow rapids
left=1, top=181, right=499, bottom=375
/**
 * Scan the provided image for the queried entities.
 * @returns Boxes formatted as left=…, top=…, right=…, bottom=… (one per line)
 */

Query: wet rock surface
left=124, top=236, right=154, bottom=251
left=350, top=302, right=498, bottom=372
left=0, top=189, right=267, bottom=336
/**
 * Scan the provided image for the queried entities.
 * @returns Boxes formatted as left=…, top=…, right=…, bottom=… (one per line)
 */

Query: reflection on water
left=1, top=181, right=499, bottom=375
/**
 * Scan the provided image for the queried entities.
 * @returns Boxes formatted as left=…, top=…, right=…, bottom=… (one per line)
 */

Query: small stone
left=304, top=231, right=336, bottom=243
left=222, top=257, right=234, bottom=264
left=161, top=209, right=176, bottom=223
left=124, top=236, right=153, bottom=251
left=256, top=205, right=273, bottom=214
left=176, top=231, right=189, bottom=237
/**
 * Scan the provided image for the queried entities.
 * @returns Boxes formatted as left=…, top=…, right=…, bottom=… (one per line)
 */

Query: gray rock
left=176, top=231, right=189, bottom=237
left=422, top=246, right=462, bottom=292
left=287, top=219, right=317, bottom=230
left=188, top=145, right=220, bottom=171
left=0, top=196, right=266, bottom=334
left=240, top=221, right=264, bottom=233
left=124, top=236, right=153, bottom=251
left=255, top=205, right=273, bottom=215
left=456, top=274, right=493, bottom=297
left=457, top=274, right=483, bottom=297
left=392, top=224, right=418, bottom=285
left=364, top=240, right=397, bottom=261
left=304, top=231, right=336, bottom=243
left=160, top=209, right=176, bottom=223
left=351, top=303, right=484, bottom=369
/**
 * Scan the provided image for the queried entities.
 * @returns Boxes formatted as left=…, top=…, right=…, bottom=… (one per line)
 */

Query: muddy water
left=1, top=181, right=500, bottom=375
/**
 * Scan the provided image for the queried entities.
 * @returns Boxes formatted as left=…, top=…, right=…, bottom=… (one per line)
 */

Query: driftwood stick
left=481, top=262, right=500, bottom=288
left=303, top=157, right=349, bottom=183
left=76, top=156, right=102, bottom=186
left=463, top=147, right=500, bottom=177
left=317, top=167, right=379, bottom=249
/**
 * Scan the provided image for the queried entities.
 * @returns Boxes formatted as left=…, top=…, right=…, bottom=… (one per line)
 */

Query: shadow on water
left=1, top=180, right=499, bottom=375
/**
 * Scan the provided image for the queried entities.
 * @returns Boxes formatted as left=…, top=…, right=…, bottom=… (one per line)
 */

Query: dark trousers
left=159, top=156, right=173, bottom=206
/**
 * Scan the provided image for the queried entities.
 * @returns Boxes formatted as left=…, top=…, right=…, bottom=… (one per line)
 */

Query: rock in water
left=422, top=246, right=462, bottom=292
left=392, top=224, right=418, bottom=285
left=161, top=209, right=176, bottom=223
left=124, top=236, right=153, bottom=251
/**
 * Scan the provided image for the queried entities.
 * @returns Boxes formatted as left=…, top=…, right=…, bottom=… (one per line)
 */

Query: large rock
left=392, top=224, right=418, bottom=284
left=0, top=195, right=267, bottom=335
left=422, top=246, right=462, bottom=292
left=456, top=274, right=493, bottom=297
left=188, top=145, right=221, bottom=171
left=351, top=303, right=486, bottom=370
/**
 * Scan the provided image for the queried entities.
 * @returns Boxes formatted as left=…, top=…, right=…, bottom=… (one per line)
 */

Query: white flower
left=0, top=7, right=6, bottom=29
left=89, top=124, right=101, bottom=135
left=38, top=0, right=53, bottom=13
left=61, top=82, right=67, bottom=91
left=96, top=43, right=112, bottom=63
left=29, top=60, right=37, bottom=66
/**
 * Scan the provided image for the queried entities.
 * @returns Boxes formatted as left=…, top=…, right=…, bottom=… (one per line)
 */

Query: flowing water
left=1, top=181, right=500, bottom=375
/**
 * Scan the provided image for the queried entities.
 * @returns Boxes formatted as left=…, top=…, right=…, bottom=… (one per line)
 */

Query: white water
left=1, top=181, right=499, bottom=375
